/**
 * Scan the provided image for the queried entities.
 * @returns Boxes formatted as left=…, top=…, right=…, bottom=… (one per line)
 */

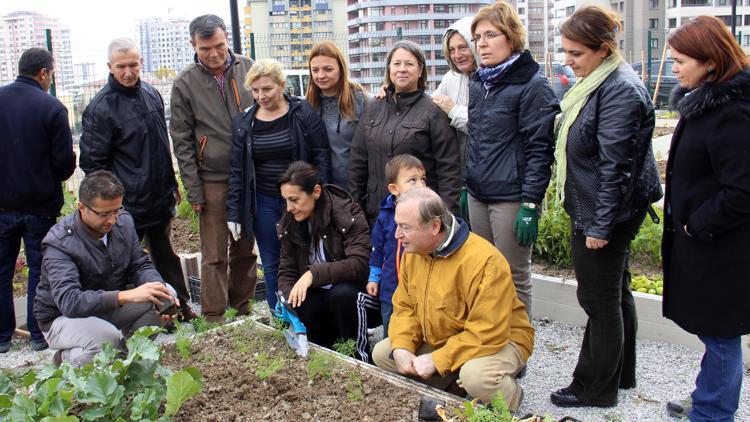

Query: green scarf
left=554, top=55, right=621, bottom=202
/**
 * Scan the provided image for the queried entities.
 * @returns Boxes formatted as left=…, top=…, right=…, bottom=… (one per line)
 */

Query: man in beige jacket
left=170, top=14, right=257, bottom=322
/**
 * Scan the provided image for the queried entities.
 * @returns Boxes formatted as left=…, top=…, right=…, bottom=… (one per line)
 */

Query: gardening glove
left=513, top=204, right=539, bottom=247
left=459, top=187, right=470, bottom=222
left=227, top=222, right=241, bottom=242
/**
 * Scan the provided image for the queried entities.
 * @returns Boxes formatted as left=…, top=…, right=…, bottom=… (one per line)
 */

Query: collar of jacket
left=107, top=73, right=140, bottom=97
left=433, top=216, right=470, bottom=258
left=385, top=86, right=424, bottom=111
left=70, top=209, right=110, bottom=246
left=15, top=75, right=43, bottom=90
left=242, top=92, right=302, bottom=122
left=276, top=184, right=355, bottom=236
left=470, top=50, right=539, bottom=86
left=192, top=49, right=238, bottom=75
left=380, top=193, right=397, bottom=210
left=670, top=68, right=750, bottom=119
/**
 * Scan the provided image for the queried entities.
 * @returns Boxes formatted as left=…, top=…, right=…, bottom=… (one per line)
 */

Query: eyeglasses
left=83, top=203, right=124, bottom=218
left=472, top=31, right=503, bottom=44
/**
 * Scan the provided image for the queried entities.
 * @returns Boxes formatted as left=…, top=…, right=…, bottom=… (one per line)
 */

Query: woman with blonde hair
left=662, top=16, right=750, bottom=420
left=550, top=5, right=661, bottom=408
left=465, top=1, right=559, bottom=316
left=227, top=58, right=331, bottom=309
left=306, top=41, right=368, bottom=188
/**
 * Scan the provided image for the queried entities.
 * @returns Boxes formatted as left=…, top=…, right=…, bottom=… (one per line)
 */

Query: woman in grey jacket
left=466, top=2, right=559, bottom=316
left=306, top=41, right=368, bottom=189
left=550, top=6, right=661, bottom=409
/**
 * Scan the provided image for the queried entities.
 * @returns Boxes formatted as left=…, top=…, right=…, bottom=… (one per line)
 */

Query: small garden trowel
left=274, top=291, right=309, bottom=357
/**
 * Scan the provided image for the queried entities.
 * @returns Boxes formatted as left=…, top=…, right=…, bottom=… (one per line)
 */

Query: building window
left=418, top=5, right=427, bottom=14
left=681, top=0, right=710, bottom=6
left=519, top=7, right=525, bottom=14
left=650, top=38, right=658, bottom=48
left=669, top=18, right=677, bottom=28
left=419, top=20, right=428, bottom=29
left=649, top=18, right=659, bottom=28
left=566, top=6, right=575, bottom=16
left=745, top=34, right=750, bottom=45
left=403, top=6, right=409, bottom=14
left=718, top=0, right=727, bottom=5
left=649, top=0, right=660, bottom=7
left=619, top=2, right=625, bottom=11
left=619, top=40, right=624, bottom=50
left=745, top=15, right=750, bottom=25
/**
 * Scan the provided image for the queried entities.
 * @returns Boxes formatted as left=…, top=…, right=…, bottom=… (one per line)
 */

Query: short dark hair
left=385, top=154, right=425, bottom=185
left=18, top=48, right=54, bottom=77
left=79, top=170, right=125, bottom=205
left=189, top=14, right=227, bottom=41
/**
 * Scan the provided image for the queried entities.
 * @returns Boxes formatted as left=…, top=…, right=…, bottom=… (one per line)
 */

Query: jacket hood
left=380, top=193, right=397, bottom=210
left=670, top=68, right=750, bottom=119
left=443, top=16, right=480, bottom=75
left=435, top=216, right=470, bottom=258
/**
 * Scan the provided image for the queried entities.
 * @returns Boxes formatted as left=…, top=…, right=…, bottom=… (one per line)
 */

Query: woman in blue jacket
left=227, top=59, right=331, bottom=309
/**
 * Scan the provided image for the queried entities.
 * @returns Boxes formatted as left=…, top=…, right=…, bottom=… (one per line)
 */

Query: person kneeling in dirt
left=372, top=188, right=534, bottom=412
left=33, top=170, right=179, bottom=367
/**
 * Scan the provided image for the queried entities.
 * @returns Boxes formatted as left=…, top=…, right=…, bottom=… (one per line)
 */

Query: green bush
left=534, top=195, right=572, bottom=268
left=176, top=177, right=199, bottom=236
left=631, top=207, right=663, bottom=268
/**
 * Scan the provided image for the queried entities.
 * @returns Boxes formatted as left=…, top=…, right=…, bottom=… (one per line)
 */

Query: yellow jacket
left=389, top=221, right=535, bottom=375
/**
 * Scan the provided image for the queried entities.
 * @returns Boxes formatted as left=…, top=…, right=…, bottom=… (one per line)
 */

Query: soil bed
left=171, top=216, right=200, bottom=254
left=162, top=321, right=424, bottom=421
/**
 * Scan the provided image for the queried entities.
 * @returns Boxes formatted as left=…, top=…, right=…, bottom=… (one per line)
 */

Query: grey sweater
left=318, top=91, right=367, bottom=189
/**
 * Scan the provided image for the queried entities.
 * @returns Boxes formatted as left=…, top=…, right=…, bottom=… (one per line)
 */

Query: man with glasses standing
left=34, top=171, right=179, bottom=367
left=0, top=48, right=76, bottom=353
left=79, top=38, right=196, bottom=322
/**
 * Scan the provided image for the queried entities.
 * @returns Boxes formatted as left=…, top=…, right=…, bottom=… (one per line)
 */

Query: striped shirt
left=253, top=114, right=293, bottom=196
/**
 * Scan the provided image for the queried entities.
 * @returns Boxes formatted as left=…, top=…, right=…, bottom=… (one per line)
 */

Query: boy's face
left=388, top=167, right=427, bottom=197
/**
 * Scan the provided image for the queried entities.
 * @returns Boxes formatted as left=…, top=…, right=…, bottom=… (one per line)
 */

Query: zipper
left=421, top=258, right=436, bottom=341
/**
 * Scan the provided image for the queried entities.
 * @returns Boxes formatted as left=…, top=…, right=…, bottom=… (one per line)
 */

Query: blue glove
left=368, top=265, right=382, bottom=283
left=274, top=294, right=307, bottom=334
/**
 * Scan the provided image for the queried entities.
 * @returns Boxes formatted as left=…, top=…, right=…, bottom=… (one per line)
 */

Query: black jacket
left=80, top=75, right=177, bottom=229
left=34, top=211, right=163, bottom=330
left=276, top=184, right=370, bottom=296
left=226, top=94, right=331, bottom=239
left=0, top=76, right=76, bottom=217
left=563, top=64, right=662, bottom=240
left=662, top=69, right=750, bottom=337
left=466, top=51, right=559, bottom=204
left=349, top=88, right=461, bottom=223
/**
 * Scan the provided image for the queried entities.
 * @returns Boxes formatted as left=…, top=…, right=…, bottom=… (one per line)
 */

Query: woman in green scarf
left=549, top=5, right=662, bottom=409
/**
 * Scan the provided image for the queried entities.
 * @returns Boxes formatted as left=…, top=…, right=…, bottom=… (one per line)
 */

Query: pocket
left=400, top=121, right=426, bottom=144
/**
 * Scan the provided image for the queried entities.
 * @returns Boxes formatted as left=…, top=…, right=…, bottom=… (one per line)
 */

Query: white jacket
left=433, top=72, right=471, bottom=135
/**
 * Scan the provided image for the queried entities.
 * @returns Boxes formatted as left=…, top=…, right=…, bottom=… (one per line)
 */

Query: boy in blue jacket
left=366, top=154, right=426, bottom=336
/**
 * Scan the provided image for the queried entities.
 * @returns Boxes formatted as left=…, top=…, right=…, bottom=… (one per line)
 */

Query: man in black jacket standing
left=0, top=48, right=76, bottom=353
left=79, top=38, right=195, bottom=321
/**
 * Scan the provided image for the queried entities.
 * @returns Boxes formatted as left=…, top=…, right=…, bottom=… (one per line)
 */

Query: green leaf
left=40, top=416, right=79, bottom=422
left=78, top=405, right=110, bottom=421
left=164, top=369, right=203, bottom=416
left=129, top=389, right=160, bottom=421
left=132, top=325, right=164, bottom=339
left=8, top=393, right=37, bottom=421
left=125, top=336, right=161, bottom=362
left=126, top=358, right=159, bottom=388
left=35, top=365, right=63, bottom=383
left=0, top=371, right=14, bottom=395
left=79, top=372, right=119, bottom=405
left=181, top=367, right=203, bottom=385
left=92, top=343, right=118, bottom=368
left=21, top=370, right=37, bottom=388
left=0, top=393, right=13, bottom=411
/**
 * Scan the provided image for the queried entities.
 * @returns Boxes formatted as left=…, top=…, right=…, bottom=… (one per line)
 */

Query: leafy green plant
left=174, top=322, right=196, bottom=360
left=270, top=315, right=287, bottom=331
left=223, top=307, right=238, bottom=322
left=332, top=338, right=357, bottom=358
left=534, top=195, right=572, bottom=268
left=254, top=353, right=285, bottom=380
left=444, top=392, right=556, bottom=422
left=0, top=326, right=202, bottom=421
left=191, top=316, right=220, bottom=334
left=344, top=370, right=364, bottom=401
left=60, top=184, right=78, bottom=219
left=631, top=207, right=663, bottom=268
left=307, top=351, right=335, bottom=380
left=175, top=178, right=199, bottom=236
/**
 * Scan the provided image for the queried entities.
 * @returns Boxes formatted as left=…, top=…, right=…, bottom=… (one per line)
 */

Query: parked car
left=631, top=60, right=676, bottom=108
left=538, top=62, right=577, bottom=100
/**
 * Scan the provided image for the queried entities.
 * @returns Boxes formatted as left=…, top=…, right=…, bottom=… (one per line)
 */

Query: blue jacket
left=226, top=94, right=331, bottom=240
left=369, top=194, right=402, bottom=304
left=0, top=76, right=76, bottom=216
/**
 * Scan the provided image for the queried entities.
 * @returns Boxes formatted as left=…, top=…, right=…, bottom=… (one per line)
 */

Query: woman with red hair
left=662, top=16, right=750, bottom=421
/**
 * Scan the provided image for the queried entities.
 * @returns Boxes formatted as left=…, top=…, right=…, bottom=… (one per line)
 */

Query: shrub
left=176, top=177, right=199, bottom=236
left=631, top=208, right=663, bottom=268
left=534, top=195, right=572, bottom=268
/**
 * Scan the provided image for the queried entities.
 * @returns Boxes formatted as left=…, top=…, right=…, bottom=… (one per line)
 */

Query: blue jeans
left=380, top=300, right=393, bottom=338
left=690, top=336, right=744, bottom=422
left=0, top=210, right=56, bottom=344
left=254, top=192, right=286, bottom=309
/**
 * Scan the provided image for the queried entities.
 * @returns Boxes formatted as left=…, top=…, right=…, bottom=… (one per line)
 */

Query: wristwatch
left=523, top=202, right=538, bottom=210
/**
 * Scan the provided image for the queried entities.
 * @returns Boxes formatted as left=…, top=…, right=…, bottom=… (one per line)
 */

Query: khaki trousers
left=200, top=182, right=257, bottom=321
left=467, top=196, right=533, bottom=316
left=372, top=338, right=526, bottom=411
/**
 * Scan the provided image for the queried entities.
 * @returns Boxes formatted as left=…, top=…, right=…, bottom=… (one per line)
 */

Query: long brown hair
left=306, top=41, right=365, bottom=121
left=668, top=15, right=750, bottom=84
left=559, top=5, right=621, bottom=58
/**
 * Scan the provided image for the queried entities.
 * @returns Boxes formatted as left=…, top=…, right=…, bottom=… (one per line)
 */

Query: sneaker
left=667, top=397, right=692, bottom=418
left=0, top=341, right=9, bottom=353
left=52, top=350, right=62, bottom=367
left=31, top=339, right=49, bottom=351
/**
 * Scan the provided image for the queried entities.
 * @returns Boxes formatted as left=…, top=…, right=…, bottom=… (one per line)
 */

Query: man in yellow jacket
left=372, top=188, right=534, bottom=412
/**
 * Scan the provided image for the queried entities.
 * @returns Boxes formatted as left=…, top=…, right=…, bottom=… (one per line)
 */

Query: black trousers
left=298, top=282, right=374, bottom=362
left=567, top=211, right=645, bottom=406
left=136, top=219, right=190, bottom=303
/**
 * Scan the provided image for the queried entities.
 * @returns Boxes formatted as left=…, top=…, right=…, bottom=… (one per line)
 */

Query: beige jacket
left=169, top=52, right=254, bottom=204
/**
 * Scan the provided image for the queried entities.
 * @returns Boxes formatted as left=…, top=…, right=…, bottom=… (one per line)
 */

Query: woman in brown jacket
left=277, top=161, right=374, bottom=361
left=348, top=40, right=461, bottom=223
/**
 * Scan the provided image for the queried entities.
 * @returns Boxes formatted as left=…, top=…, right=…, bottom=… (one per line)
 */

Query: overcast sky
left=1, top=0, right=235, bottom=73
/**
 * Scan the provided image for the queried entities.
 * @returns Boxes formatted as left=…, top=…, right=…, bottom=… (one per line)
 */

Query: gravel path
left=2, top=302, right=748, bottom=421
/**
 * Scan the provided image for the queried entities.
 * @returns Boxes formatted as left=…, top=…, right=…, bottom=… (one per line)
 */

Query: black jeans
left=297, top=283, right=373, bottom=362
left=567, top=211, right=645, bottom=406
left=136, top=219, right=190, bottom=303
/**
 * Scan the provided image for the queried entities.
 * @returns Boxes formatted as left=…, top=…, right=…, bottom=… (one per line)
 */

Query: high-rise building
left=244, top=0, right=349, bottom=70
left=508, top=0, right=555, bottom=62
left=0, top=11, right=74, bottom=93
left=73, top=62, right=98, bottom=85
left=346, top=1, right=492, bottom=93
left=136, top=18, right=193, bottom=74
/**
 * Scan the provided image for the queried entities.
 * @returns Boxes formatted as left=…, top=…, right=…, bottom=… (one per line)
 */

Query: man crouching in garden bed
left=34, top=170, right=179, bottom=367
left=373, top=188, right=534, bottom=412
